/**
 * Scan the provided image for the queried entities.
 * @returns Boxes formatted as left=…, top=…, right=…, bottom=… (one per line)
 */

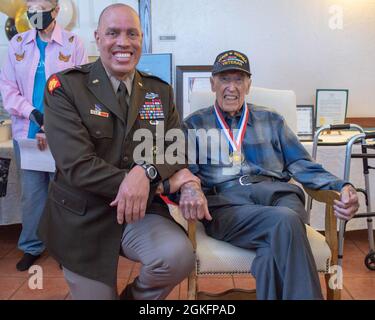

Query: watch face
left=147, top=166, right=157, bottom=180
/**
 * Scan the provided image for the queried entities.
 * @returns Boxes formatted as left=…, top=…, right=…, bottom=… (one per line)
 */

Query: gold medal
left=230, top=151, right=244, bottom=164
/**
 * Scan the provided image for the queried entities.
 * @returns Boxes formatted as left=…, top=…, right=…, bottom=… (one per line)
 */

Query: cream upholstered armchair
left=169, top=87, right=342, bottom=300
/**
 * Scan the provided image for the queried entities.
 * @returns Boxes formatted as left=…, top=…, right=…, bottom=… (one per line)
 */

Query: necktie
left=117, top=81, right=128, bottom=122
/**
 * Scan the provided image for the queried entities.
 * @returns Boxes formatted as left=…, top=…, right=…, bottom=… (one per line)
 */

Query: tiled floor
left=1, top=224, right=374, bottom=300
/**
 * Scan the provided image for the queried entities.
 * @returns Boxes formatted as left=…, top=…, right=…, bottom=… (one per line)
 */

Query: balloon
left=15, top=5, right=31, bottom=33
left=5, top=17, right=18, bottom=41
left=56, top=0, right=74, bottom=29
left=0, top=0, right=25, bottom=19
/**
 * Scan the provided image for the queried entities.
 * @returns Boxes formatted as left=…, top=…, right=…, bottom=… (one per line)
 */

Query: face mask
left=27, top=8, right=55, bottom=31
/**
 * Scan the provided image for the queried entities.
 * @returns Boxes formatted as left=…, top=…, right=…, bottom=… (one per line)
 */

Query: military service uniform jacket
left=38, top=59, right=186, bottom=286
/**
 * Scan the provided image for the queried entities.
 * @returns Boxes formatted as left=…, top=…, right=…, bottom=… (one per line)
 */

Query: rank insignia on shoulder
left=48, top=75, right=62, bottom=95
left=59, top=52, right=71, bottom=63
left=16, top=36, right=22, bottom=42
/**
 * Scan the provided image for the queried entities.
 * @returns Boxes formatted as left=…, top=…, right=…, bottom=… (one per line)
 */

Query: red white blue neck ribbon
left=214, top=102, right=249, bottom=153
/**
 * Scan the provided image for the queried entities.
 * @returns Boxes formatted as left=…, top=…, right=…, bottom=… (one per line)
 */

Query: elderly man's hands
left=334, top=184, right=359, bottom=221
left=179, top=181, right=212, bottom=221
left=168, top=168, right=201, bottom=194
left=110, top=166, right=150, bottom=225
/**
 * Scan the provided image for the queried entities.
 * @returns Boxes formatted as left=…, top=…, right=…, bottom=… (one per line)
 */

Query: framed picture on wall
left=176, top=65, right=212, bottom=119
left=137, top=53, right=173, bottom=85
left=297, top=105, right=315, bottom=140
left=315, top=89, right=349, bottom=128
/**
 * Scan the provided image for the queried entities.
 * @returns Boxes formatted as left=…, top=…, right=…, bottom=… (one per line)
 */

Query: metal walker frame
left=307, top=124, right=375, bottom=271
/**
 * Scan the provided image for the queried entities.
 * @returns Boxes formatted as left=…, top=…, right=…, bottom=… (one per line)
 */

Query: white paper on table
left=17, top=139, right=56, bottom=173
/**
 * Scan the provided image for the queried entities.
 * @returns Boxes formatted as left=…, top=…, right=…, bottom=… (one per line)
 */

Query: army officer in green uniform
left=38, top=3, right=203, bottom=300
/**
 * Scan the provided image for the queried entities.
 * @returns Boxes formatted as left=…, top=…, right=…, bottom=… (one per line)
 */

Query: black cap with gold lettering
left=212, top=50, right=251, bottom=76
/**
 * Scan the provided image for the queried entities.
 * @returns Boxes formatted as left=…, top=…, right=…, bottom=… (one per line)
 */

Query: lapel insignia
left=15, top=51, right=25, bottom=62
left=138, top=82, right=143, bottom=88
left=59, top=52, right=71, bottom=63
left=48, top=75, right=62, bottom=95
left=90, top=104, right=110, bottom=118
left=69, top=36, right=74, bottom=43
left=16, top=36, right=22, bottom=42
left=92, top=79, right=100, bottom=84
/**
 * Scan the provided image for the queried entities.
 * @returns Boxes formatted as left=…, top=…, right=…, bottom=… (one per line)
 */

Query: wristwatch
left=135, top=161, right=158, bottom=182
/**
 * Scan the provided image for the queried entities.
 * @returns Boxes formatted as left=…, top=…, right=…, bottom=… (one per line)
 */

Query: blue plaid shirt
left=183, top=104, right=347, bottom=191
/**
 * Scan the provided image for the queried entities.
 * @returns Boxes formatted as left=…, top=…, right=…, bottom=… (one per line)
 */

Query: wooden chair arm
left=303, top=188, right=341, bottom=206
left=188, top=220, right=197, bottom=250
left=304, top=187, right=341, bottom=265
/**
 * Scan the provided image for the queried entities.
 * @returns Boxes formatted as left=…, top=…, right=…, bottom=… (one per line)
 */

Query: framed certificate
left=176, top=65, right=212, bottom=119
left=315, top=89, right=349, bottom=128
left=297, top=105, right=315, bottom=138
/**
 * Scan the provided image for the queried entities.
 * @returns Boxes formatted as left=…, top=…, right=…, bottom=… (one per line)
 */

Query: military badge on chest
left=139, top=92, right=165, bottom=124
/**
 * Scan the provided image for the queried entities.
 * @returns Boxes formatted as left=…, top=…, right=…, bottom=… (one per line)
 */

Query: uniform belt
left=212, top=175, right=276, bottom=194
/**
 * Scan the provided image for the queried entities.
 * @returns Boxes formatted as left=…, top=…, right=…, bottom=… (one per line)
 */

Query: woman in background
left=0, top=0, right=87, bottom=271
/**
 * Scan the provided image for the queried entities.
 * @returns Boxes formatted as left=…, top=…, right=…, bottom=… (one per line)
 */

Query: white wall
left=152, top=0, right=375, bottom=117
left=1, top=0, right=374, bottom=117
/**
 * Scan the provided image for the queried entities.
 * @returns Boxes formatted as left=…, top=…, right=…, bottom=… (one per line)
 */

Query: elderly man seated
left=181, top=50, right=359, bottom=300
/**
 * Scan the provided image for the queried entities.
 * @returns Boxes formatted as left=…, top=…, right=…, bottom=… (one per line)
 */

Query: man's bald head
left=98, top=3, right=140, bottom=30
left=95, top=3, right=143, bottom=80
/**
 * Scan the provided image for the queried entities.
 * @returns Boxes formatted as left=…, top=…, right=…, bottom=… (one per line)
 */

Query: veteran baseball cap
left=212, top=50, right=251, bottom=76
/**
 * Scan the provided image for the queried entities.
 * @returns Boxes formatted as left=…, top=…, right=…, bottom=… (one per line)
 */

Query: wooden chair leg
left=187, top=270, right=197, bottom=300
left=325, top=273, right=341, bottom=300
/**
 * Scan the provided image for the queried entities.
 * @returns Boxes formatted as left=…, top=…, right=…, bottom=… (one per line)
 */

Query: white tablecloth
left=0, top=137, right=374, bottom=231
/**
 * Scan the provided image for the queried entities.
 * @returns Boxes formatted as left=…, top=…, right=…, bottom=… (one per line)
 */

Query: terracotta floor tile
left=352, top=237, right=374, bottom=256
left=166, top=285, right=179, bottom=300
left=129, top=262, right=141, bottom=282
left=117, top=277, right=129, bottom=295
left=343, top=239, right=364, bottom=255
left=0, top=258, right=31, bottom=278
left=10, top=277, right=69, bottom=300
left=342, top=253, right=375, bottom=278
left=117, top=257, right=134, bottom=279
left=344, top=277, right=375, bottom=300
left=197, top=276, right=234, bottom=293
left=179, top=279, right=188, bottom=300
left=0, top=277, right=26, bottom=300
left=0, top=242, right=15, bottom=258
left=37, top=256, right=64, bottom=278
left=3, top=247, right=24, bottom=259
left=346, top=230, right=370, bottom=242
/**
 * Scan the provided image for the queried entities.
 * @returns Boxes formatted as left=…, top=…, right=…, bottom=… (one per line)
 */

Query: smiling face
left=211, top=71, right=251, bottom=115
left=95, top=5, right=143, bottom=80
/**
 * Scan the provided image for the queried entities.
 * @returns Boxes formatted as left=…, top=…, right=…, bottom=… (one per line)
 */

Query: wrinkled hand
left=168, top=168, right=201, bottom=194
left=179, top=181, right=212, bottom=221
left=334, top=184, right=359, bottom=221
left=36, top=133, right=48, bottom=151
left=110, top=166, right=150, bottom=225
